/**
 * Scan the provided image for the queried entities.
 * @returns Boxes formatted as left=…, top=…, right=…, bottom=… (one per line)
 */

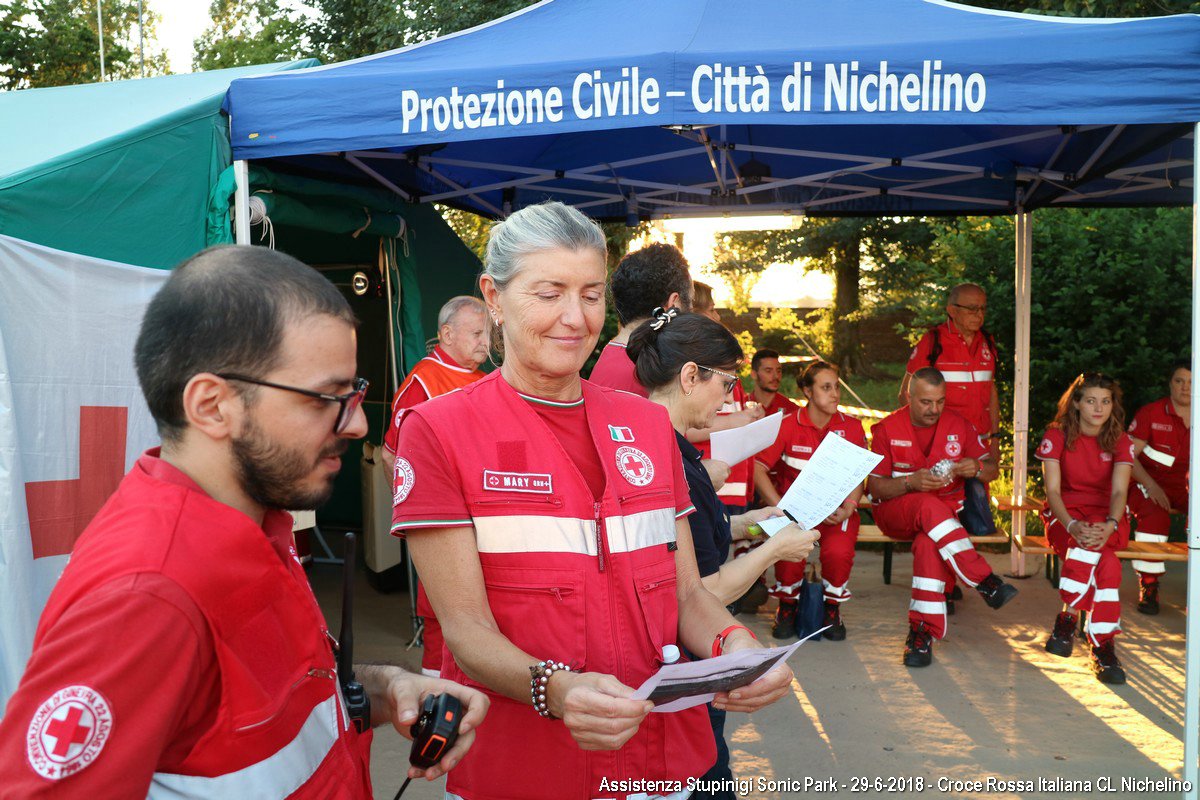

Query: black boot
left=772, top=600, right=798, bottom=640
left=1091, top=640, right=1127, bottom=685
left=1045, top=611, right=1077, bottom=658
left=734, top=580, right=769, bottom=615
left=822, top=602, right=847, bottom=641
left=1137, top=579, right=1160, bottom=616
left=902, top=622, right=933, bottom=667
left=976, top=574, right=1019, bottom=610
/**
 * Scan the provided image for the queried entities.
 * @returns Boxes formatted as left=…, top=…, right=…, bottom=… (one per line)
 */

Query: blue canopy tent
left=223, top=0, right=1200, bottom=790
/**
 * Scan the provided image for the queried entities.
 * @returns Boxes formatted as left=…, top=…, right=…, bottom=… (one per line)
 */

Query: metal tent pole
left=1010, top=210, right=1032, bottom=577
left=233, top=160, right=251, bottom=245
left=1183, top=121, right=1200, bottom=800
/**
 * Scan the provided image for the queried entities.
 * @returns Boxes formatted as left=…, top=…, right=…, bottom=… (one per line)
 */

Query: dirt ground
left=310, top=549, right=1191, bottom=800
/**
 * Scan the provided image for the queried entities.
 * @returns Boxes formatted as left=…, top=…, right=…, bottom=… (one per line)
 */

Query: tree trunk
left=830, top=238, right=879, bottom=378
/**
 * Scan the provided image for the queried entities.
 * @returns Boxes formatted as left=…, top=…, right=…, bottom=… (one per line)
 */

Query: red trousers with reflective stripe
left=873, top=493, right=993, bottom=639
left=1044, top=514, right=1127, bottom=646
left=1127, top=484, right=1188, bottom=578
left=770, top=516, right=859, bottom=603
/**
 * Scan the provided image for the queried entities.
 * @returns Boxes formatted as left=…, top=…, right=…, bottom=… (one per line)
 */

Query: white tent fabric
left=0, top=236, right=167, bottom=709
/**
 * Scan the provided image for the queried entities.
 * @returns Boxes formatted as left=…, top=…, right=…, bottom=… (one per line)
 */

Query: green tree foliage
left=928, top=208, right=1191, bottom=438
left=437, top=205, right=491, bottom=262
left=0, top=0, right=167, bottom=89
left=708, top=253, right=763, bottom=315
left=194, top=0, right=540, bottom=67
left=965, top=0, right=1198, bottom=16
left=192, top=0, right=306, bottom=71
left=722, top=217, right=937, bottom=375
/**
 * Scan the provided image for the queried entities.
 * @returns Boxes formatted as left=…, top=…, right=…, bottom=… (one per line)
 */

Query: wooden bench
left=1002, top=495, right=1191, bottom=582
left=856, top=523, right=1009, bottom=585
left=1023, top=534, right=1189, bottom=583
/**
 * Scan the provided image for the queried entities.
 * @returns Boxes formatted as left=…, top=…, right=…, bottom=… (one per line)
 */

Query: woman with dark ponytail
left=629, top=308, right=819, bottom=799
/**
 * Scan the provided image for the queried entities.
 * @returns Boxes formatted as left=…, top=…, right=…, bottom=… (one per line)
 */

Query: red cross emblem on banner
left=24, top=406, right=128, bottom=559
left=615, top=446, right=654, bottom=487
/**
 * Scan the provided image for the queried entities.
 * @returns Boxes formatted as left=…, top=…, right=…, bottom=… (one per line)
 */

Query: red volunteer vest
left=37, top=453, right=371, bottom=799
left=403, top=348, right=486, bottom=401
left=696, top=382, right=755, bottom=505
left=400, top=373, right=713, bottom=800
left=872, top=407, right=983, bottom=508
left=911, top=320, right=994, bottom=435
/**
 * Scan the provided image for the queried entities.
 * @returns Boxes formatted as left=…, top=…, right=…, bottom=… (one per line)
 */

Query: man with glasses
left=899, top=283, right=1000, bottom=552
left=0, top=246, right=486, bottom=797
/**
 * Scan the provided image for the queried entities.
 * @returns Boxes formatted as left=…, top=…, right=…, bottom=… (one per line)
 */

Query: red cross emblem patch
left=26, top=685, right=113, bottom=780
left=615, top=446, right=655, bottom=487
left=393, top=457, right=415, bottom=505
left=945, top=440, right=962, bottom=457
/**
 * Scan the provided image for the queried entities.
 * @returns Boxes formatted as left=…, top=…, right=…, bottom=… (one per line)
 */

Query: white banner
left=0, top=235, right=168, bottom=711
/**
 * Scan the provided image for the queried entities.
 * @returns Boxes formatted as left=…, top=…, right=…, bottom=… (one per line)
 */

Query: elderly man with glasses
left=898, top=283, right=1001, bottom=561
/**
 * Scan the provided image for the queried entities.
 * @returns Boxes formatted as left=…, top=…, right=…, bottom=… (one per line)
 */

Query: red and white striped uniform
left=391, top=373, right=714, bottom=800
left=1036, top=427, right=1135, bottom=646
left=695, top=382, right=758, bottom=508
left=756, top=406, right=866, bottom=603
left=1127, top=398, right=1190, bottom=576
left=870, top=407, right=994, bottom=639
left=907, top=320, right=994, bottom=436
left=0, top=451, right=371, bottom=798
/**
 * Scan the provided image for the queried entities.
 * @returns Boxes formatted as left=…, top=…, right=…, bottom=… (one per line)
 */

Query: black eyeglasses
left=218, top=373, right=369, bottom=435
left=698, top=365, right=738, bottom=394
left=951, top=302, right=987, bottom=315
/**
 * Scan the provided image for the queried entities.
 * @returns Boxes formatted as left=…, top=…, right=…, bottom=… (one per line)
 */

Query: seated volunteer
left=631, top=308, right=820, bottom=800
left=390, top=202, right=793, bottom=800
left=1037, top=373, right=1135, bottom=684
left=755, top=360, right=866, bottom=641
left=867, top=367, right=1019, bottom=668
left=1126, top=359, right=1191, bottom=615
left=0, top=246, right=487, bottom=797
left=899, top=283, right=1000, bottom=539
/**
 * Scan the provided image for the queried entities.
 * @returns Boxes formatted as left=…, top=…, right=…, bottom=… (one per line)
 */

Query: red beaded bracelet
left=711, top=624, right=756, bottom=658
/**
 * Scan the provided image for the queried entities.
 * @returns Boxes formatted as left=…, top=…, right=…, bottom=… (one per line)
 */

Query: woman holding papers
left=391, top=203, right=792, bottom=800
left=754, top=360, right=867, bottom=641
left=629, top=308, right=818, bottom=800
left=1036, top=372, right=1135, bottom=684
left=1126, top=360, right=1191, bottom=615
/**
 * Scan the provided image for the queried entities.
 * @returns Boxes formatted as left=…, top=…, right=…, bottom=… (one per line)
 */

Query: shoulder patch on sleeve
left=27, top=685, right=113, bottom=780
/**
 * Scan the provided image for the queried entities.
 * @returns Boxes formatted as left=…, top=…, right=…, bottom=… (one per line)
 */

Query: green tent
left=0, top=63, right=483, bottom=526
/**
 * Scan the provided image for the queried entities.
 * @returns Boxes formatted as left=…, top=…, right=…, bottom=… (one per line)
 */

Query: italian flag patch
left=608, top=425, right=635, bottom=442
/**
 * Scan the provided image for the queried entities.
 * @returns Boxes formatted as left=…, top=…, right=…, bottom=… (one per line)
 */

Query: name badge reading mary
left=483, top=470, right=553, bottom=494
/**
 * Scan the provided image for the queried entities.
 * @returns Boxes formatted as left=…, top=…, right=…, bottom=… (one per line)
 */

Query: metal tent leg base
left=310, top=524, right=345, bottom=566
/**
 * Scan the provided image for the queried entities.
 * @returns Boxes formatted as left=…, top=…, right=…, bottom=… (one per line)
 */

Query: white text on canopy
left=397, top=60, right=988, bottom=134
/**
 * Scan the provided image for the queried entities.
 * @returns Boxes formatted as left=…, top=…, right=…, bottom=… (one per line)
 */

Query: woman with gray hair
left=391, top=202, right=792, bottom=799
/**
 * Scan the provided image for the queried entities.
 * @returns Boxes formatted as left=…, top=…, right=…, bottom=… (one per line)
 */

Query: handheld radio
left=339, top=533, right=371, bottom=733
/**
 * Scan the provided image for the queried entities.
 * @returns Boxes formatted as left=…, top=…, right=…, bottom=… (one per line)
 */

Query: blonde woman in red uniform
left=1037, top=373, right=1135, bottom=684
left=754, top=360, right=865, bottom=640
